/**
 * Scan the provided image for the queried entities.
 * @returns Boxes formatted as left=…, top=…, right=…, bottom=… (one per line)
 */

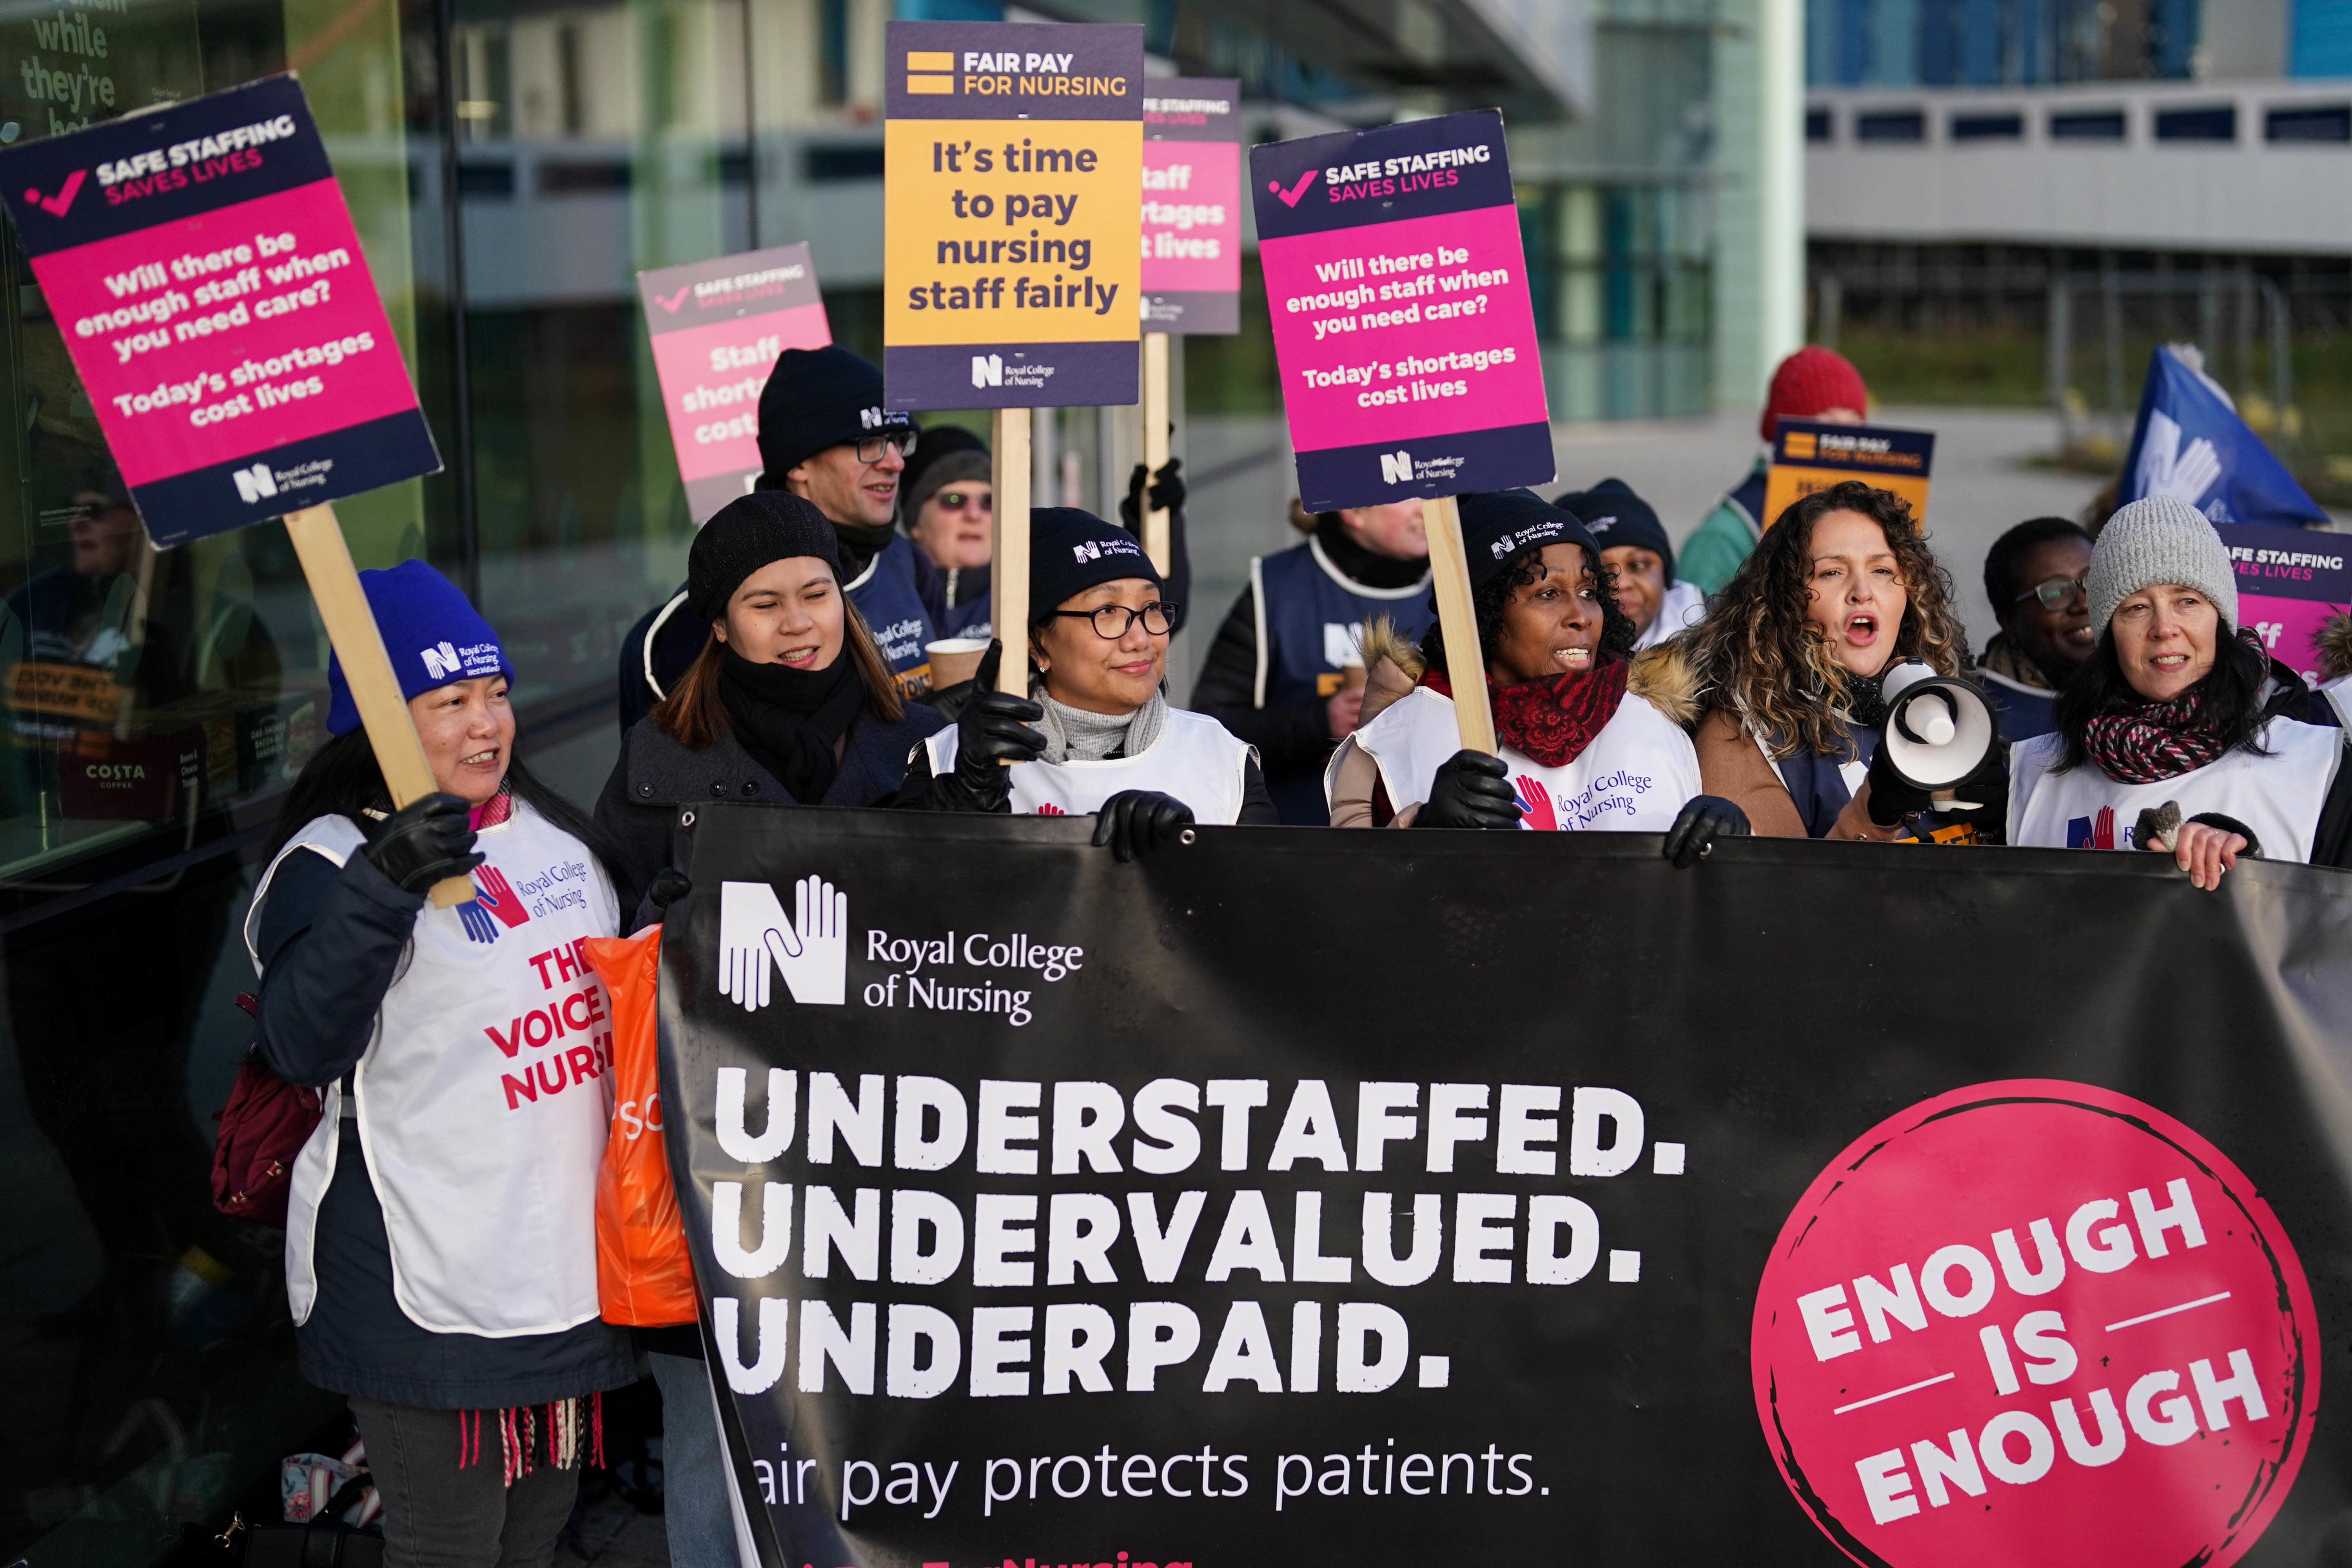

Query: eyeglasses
left=1052, top=601, right=1180, bottom=639
left=2015, top=574, right=2087, bottom=611
left=854, top=430, right=918, bottom=465
left=935, top=489, right=992, bottom=514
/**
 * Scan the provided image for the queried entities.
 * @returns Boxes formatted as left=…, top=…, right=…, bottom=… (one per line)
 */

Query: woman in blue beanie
left=2011, top=495, right=2352, bottom=884
left=900, top=506, right=1277, bottom=856
left=594, top=489, right=947, bottom=921
left=243, top=560, right=633, bottom=1567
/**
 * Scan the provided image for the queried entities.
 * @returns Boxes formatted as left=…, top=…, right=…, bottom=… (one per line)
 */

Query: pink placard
left=1259, top=203, right=1548, bottom=453
left=1142, top=141, right=1238, bottom=296
left=646, top=303, right=831, bottom=483
left=34, top=179, right=423, bottom=488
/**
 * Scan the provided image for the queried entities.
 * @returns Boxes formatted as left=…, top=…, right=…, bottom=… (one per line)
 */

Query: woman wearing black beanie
left=593, top=490, right=946, bottom=920
left=900, top=507, right=1278, bottom=856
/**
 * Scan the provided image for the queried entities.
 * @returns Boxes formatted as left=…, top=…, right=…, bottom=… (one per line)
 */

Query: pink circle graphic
left=1752, top=1080, right=2317, bottom=1568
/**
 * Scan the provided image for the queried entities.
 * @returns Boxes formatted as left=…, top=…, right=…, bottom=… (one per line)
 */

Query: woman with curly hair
left=1325, top=490, right=1747, bottom=863
left=2010, top=495, right=2352, bottom=886
left=1682, top=479, right=1992, bottom=840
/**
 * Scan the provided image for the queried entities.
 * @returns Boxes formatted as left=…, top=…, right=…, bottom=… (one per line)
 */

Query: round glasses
left=935, top=489, right=992, bottom=514
left=854, top=430, right=918, bottom=465
left=2015, top=574, right=2087, bottom=611
left=1052, top=601, right=1180, bottom=639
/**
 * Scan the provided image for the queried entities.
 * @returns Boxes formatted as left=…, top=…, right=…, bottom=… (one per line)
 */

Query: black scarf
left=1314, top=513, right=1427, bottom=590
left=834, top=521, right=898, bottom=581
left=717, top=645, right=864, bottom=803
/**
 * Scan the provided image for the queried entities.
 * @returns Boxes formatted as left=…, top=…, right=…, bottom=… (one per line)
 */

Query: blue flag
left=2118, top=346, right=2327, bottom=529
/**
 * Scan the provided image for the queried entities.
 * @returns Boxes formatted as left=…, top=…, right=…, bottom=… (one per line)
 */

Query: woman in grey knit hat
left=2007, top=494, right=2352, bottom=886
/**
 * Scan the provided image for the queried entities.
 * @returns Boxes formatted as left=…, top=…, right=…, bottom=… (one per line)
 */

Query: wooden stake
left=1140, top=331, right=1171, bottom=574
left=991, top=406, right=1032, bottom=700
left=282, top=502, right=475, bottom=909
left=1423, top=495, right=1496, bottom=754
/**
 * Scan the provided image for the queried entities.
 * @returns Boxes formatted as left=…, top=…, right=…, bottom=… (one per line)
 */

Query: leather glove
left=941, top=640, right=1044, bottom=813
left=648, top=867, right=693, bottom=909
left=1862, top=738, right=1936, bottom=828
left=1415, top=750, right=1522, bottom=829
left=1091, top=789, right=1194, bottom=863
left=1119, top=457, right=1185, bottom=531
left=361, top=792, right=483, bottom=894
left=1662, top=794, right=1749, bottom=867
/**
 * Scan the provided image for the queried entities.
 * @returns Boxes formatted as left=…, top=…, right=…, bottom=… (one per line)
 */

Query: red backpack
left=210, top=993, right=323, bottom=1228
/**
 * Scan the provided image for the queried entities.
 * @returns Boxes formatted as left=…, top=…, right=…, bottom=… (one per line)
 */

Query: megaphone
left=1879, top=659, right=1998, bottom=808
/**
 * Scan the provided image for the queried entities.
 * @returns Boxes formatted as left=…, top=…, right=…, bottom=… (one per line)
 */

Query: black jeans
left=347, top=1397, right=579, bottom=1568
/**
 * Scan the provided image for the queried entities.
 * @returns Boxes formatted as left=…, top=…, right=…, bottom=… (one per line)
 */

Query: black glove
left=361, top=792, right=483, bottom=894
left=648, top=867, right=693, bottom=909
left=1119, top=458, right=1185, bottom=532
left=1662, top=794, right=1749, bottom=868
left=940, top=640, right=1044, bottom=813
left=1415, top=750, right=1522, bottom=829
left=1091, top=789, right=1194, bottom=862
left=1862, top=739, right=1937, bottom=828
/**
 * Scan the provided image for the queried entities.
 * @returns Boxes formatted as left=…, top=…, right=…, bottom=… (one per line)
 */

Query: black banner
left=660, top=807, right=2352, bottom=1568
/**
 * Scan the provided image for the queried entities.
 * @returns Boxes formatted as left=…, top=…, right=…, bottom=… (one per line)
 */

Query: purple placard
left=1250, top=109, right=1550, bottom=511
left=2223, top=522, right=2352, bottom=684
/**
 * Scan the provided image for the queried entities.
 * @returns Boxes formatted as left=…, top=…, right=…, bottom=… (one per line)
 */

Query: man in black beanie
left=755, top=345, right=947, bottom=696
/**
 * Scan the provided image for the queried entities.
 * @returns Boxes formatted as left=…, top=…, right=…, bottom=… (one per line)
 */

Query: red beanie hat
left=1760, top=346, right=1869, bottom=441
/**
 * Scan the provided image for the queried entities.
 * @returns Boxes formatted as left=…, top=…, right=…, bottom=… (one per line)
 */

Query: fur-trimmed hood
left=1350, top=615, right=1708, bottom=732
left=2320, top=611, right=2352, bottom=684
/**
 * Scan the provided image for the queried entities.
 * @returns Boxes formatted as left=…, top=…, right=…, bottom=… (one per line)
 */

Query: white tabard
left=926, top=708, right=1257, bottom=824
left=2009, top=719, right=2345, bottom=859
left=246, top=800, right=620, bottom=1336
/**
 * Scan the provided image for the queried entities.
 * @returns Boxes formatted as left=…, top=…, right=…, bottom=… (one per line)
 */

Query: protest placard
left=661, top=807, right=2343, bottom=1568
left=2222, top=521, right=2352, bottom=684
left=638, top=243, right=831, bottom=523
left=1249, top=109, right=1551, bottom=513
left=1142, top=78, right=1240, bottom=336
left=1761, top=417, right=1935, bottom=532
left=0, top=75, right=464, bottom=902
left=0, top=74, right=439, bottom=547
left=882, top=22, right=1143, bottom=410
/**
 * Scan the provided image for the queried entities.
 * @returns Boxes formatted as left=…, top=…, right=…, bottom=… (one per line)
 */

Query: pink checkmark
left=25, top=169, right=84, bottom=217
left=1267, top=169, right=1318, bottom=208
left=654, top=285, right=691, bottom=313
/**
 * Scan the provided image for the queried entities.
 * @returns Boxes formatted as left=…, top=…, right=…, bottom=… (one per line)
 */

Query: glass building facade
left=0, top=0, right=1758, bottom=1554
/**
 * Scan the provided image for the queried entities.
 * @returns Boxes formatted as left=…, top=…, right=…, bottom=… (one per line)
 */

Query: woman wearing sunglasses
left=902, top=508, right=1278, bottom=856
left=900, top=425, right=996, bottom=633
left=1979, top=517, right=2095, bottom=742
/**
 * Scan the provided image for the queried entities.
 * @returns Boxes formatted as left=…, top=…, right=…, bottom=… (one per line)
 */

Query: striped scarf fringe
left=456, top=1393, right=604, bottom=1488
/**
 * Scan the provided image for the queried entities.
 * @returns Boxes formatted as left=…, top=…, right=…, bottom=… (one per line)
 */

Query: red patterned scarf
left=1424, top=656, right=1630, bottom=768
left=2080, top=687, right=2230, bottom=784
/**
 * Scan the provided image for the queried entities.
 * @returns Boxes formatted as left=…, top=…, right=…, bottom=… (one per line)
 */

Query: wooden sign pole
left=991, top=407, right=1033, bottom=701
left=1423, top=495, right=1496, bottom=755
left=1139, top=332, right=1171, bottom=574
left=282, top=501, right=476, bottom=908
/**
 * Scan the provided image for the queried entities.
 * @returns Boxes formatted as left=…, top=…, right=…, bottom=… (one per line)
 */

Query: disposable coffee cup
left=926, top=637, right=988, bottom=689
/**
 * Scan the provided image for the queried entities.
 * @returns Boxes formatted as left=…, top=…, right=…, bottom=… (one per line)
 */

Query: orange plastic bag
left=586, top=927, right=699, bottom=1327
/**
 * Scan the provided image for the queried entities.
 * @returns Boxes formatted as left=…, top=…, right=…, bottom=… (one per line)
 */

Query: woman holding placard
left=596, top=491, right=946, bottom=921
left=902, top=506, right=1278, bottom=854
left=1325, top=490, right=1742, bottom=862
left=2009, top=495, right=2352, bottom=884
left=245, top=562, right=632, bottom=1565
left=1680, top=480, right=1996, bottom=841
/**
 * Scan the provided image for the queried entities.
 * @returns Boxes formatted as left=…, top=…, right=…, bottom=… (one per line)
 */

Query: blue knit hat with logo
left=325, top=559, right=514, bottom=737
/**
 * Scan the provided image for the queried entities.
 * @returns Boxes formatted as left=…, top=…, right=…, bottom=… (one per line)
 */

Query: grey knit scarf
left=1036, top=689, right=1168, bottom=763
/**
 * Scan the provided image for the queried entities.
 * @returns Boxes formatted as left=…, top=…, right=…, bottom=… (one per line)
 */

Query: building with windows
left=0, top=0, right=1794, bottom=1554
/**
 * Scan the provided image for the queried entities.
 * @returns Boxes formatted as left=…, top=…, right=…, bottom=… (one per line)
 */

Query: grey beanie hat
left=2089, top=495, right=2239, bottom=634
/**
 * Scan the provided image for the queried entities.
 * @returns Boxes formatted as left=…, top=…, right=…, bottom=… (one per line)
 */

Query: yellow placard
left=884, top=117, right=1142, bottom=348
left=1760, top=418, right=1936, bottom=532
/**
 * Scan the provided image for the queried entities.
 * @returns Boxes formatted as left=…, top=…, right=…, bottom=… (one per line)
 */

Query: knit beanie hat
left=2088, top=494, right=2240, bottom=634
left=1030, top=507, right=1160, bottom=617
left=1457, top=490, right=1601, bottom=593
left=902, top=433, right=991, bottom=529
left=688, top=490, right=841, bottom=620
left=1761, top=346, right=1869, bottom=441
left=755, top=346, right=915, bottom=481
left=326, top=560, right=512, bottom=737
left=1561, top=478, right=1674, bottom=583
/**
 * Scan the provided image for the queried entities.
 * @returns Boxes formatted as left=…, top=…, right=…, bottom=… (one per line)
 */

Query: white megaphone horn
left=1879, top=659, right=1997, bottom=808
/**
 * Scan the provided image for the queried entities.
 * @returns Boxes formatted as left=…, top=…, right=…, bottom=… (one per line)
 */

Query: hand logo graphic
left=458, top=900, right=499, bottom=944
left=719, top=876, right=849, bottom=1011
left=1513, top=776, right=1557, bottom=831
left=2135, top=410, right=2223, bottom=508
left=474, top=866, right=532, bottom=930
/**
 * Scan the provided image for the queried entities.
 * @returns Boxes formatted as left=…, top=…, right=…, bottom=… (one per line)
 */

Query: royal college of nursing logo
left=718, top=876, right=849, bottom=1011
